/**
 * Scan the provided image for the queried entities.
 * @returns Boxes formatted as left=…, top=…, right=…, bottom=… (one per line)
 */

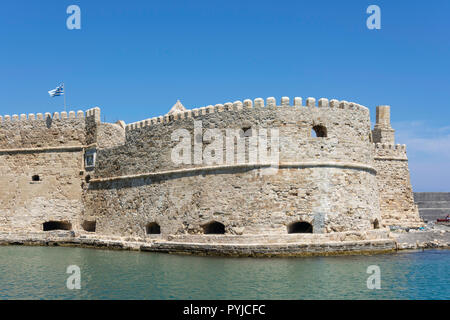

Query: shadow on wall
left=311, top=125, right=327, bottom=138
left=287, top=221, right=313, bottom=233
left=202, top=221, right=225, bottom=234
left=43, top=221, right=72, bottom=231
left=146, top=222, right=161, bottom=234
left=82, top=220, right=96, bottom=232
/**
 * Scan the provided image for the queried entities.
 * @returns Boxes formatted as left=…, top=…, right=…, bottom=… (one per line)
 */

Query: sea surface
left=0, top=246, right=448, bottom=299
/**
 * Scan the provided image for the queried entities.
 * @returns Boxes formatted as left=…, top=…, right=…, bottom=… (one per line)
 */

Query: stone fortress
left=0, top=96, right=425, bottom=256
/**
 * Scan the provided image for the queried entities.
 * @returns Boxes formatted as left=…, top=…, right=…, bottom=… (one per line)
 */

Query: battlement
left=85, top=107, right=101, bottom=123
left=0, top=107, right=102, bottom=149
left=125, top=96, right=369, bottom=132
left=374, top=143, right=407, bottom=160
left=0, top=107, right=101, bottom=125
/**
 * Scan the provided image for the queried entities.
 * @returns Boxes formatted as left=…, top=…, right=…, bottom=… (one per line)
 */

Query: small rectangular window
left=85, top=149, right=97, bottom=169
left=86, top=155, right=94, bottom=166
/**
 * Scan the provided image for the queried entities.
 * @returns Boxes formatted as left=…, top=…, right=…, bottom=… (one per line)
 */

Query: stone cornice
left=0, top=145, right=85, bottom=154
left=374, top=157, right=408, bottom=161
left=91, top=161, right=376, bottom=183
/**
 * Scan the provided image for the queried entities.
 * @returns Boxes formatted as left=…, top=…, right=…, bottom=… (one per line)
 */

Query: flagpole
left=63, top=82, right=66, bottom=112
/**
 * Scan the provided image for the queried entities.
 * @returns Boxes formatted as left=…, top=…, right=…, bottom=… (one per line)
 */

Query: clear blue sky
left=1, top=0, right=449, bottom=191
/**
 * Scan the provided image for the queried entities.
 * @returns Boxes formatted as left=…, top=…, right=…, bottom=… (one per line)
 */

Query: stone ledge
left=0, top=231, right=397, bottom=257
left=0, top=145, right=85, bottom=154
left=140, top=239, right=396, bottom=257
left=91, top=161, right=377, bottom=183
left=373, top=157, right=408, bottom=161
left=163, top=229, right=391, bottom=244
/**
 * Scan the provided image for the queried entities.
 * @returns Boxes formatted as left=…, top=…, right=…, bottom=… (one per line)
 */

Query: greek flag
left=48, top=84, right=64, bottom=97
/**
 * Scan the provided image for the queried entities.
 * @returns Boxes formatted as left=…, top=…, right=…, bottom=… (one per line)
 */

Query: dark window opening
left=82, top=220, right=96, bottom=232
left=287, top=221, right=313, bottom=234
left=146, top=222, right=161, bottom=234
left=242, top=126, right=252, bottom=135
left=32, top=175, right=40, bottom=182
left=202, top=221, right=225, bottom=234
left=373, top=219, right=380, bottom=229
left=312, top=125, right=327, bottom=138
left=43, top=221, right=72, bottom=231
left=85, top=175, right=91, bottom=183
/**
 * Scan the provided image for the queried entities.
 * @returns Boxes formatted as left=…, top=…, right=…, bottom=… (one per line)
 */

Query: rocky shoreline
left=391, top=222, right=450, bottom=250
left=0, top=224, right=448, bottom=257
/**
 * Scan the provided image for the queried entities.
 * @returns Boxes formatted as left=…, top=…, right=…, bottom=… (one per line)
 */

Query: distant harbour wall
left=414, top=192, right=450, bottom=222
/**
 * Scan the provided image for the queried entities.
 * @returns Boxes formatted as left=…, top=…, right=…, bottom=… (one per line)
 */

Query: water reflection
left=0, top=246, right=448, bottom=300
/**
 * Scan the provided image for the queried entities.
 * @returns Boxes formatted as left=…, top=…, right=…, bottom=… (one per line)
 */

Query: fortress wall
left=0, top=150, right=84, bottom=232
left=0, top=108, right=102, bottom=232
left=96, top=122, right=126, bottom=149
left=94, top=97, right=374, bottom=178
left=85, top=97, right=381, bottom=236
left=374, top=143, right=423, bottom=228
left=0, top=98, right=422, bottom=251
left=83, top=107, right=126, bottom=149
left=85, top=165, right=380, bottom=237
left=0, top=110, right=88, bottom=148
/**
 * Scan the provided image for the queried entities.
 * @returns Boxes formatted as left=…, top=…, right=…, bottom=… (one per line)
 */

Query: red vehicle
left=437, top=215, right=450, bottom=223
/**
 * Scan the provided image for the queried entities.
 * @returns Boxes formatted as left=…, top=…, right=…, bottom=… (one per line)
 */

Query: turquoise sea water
left=0, top=246, right=448, bottom=300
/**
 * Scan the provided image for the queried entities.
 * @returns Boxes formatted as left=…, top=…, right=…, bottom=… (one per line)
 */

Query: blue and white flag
left=48, top=84, right=64, bottom=97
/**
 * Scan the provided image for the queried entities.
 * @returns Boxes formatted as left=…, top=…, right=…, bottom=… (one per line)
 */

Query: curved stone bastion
left=0, top=96, right=423, bottom=256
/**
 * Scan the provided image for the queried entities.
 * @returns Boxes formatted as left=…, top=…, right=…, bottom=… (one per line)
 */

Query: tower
left=372, top=105, right=395, bottom=144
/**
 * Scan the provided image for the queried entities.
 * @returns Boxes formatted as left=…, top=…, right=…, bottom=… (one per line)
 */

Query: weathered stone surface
left=0, top=97, right=424, bottom=255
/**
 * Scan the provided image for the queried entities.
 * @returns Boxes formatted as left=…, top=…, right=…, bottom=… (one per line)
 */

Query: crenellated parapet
left=0, top=107, right=101, bottom=125
left=125, top=96, right=369, bottom=133
left=0, top=107, right=102, bottom=149
left=94, top=95, right=376, bottom=184
left=85, top=107, right=101, bottom=123
left=0, top=110, right=85, bottom=123
left=374, top=143, right=407, bottom=160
